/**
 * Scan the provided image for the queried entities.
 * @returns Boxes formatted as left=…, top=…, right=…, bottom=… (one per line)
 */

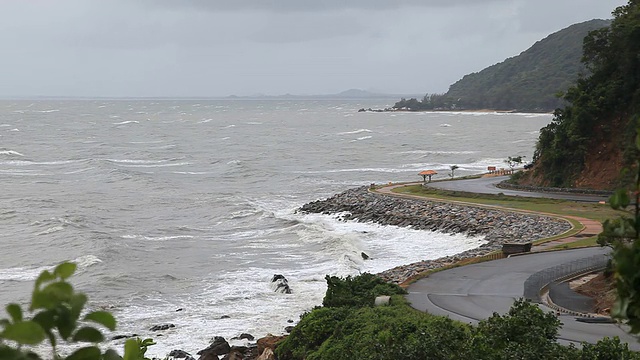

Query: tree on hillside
left=505, top=156, right=525, bottom=173
left=450, top=165, right=459, bottom=179
left=533, top=1, right=640, bottom=187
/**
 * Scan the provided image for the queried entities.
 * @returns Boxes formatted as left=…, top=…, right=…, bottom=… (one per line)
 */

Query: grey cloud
left=140, top=0, right=509, bottom=13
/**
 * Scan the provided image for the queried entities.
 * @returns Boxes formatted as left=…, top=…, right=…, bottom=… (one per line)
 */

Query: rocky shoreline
left=299, top=186, right=572, bottom=284
left=145, top=186, right=573, bottom=359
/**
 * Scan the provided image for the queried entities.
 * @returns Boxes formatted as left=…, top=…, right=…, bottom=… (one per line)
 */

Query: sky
left=0, top=0, right=627, bottom=98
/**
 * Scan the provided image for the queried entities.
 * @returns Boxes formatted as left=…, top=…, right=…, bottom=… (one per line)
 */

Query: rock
left=284, top=326, right=295, bottom=333
left=256, top=335, right=287, bottom=358
left=111, top=334, right=138, bottom=340
left=176, top=308, right=184, bottom=312
left=197, top=336, right=231, bottom=360
left=257, top=348, right=276, bottom=360
left=167, top=349, right=195, bottom=360
left=287, top=319, right=294, bottom=323
left=270, top=274, right=292, bottom=294
left=361, top=252, right=370, bottom=260
left=149, top=324, right=175, bottom=332
left=221, top=345, right=257, bottom=360
left=231, top=333, right=255, bottom=341
left=220, top=315, right=230, bottom=319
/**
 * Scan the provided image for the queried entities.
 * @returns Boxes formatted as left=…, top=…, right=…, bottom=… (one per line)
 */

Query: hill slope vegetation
left=394, top=19, right=610, bottom=112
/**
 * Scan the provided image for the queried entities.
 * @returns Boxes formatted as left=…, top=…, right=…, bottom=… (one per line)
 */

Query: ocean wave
left=397, top=150, right=478, bottom=155
left=113, top=120, right=139, bottom=125
left=0, top=255, right=102, bottom=282
left=121, top=234, right=195, bottom=241
left=337, top=129, right=372, bottom=135
left=352, top=136, right=372, bottom=141
left=0, top=150, right=25, bottom=156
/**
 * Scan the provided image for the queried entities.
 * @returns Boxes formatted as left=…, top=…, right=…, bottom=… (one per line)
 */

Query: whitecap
left=37, top=225, right=65, bottom=236
left=113, top=120, right=139, bottom=125
left=439, top=123, right=452, bottom=127
left=337, top=129, right=372, bottom=135
left=121, top=234, right=195, bottom=241
left=0, top=150, right=25, bottom=156
left=355, top=136, right=372, bottom=141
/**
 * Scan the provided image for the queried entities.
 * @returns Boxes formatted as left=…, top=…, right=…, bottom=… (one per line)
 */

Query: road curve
left=406, top=247, right=639, bottom=349
left=426, top=175, right=609, bottom=203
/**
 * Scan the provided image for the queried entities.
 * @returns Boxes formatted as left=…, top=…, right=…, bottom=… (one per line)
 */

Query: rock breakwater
left=299, top=186, right=572, bottom=283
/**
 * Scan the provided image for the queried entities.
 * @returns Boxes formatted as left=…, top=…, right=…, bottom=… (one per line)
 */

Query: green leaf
left=5, top=304, right=22, bottom=323
left=30, top=292, right=56, bottom=311
left=34, top=270, right=55, bottom=290
left=103, top=349, right=122, bottom=360
left=84, top=311, right=116, bottom=331
left=70, top=293, right=88, bottom=322
left=72, top=326, right=105, bottom=343
left=56, top=306, right=75, bottom=340
left=32, top=310, right=56, bottom=330
left=65, top=346, right=101, bottom=360
left=53, top=262, right=76, bottom=280
left=123, top=339, right=140, bottom=360
left=41, top=282, right=74, bottom=302
left=1, top=321, right=46, bottom=345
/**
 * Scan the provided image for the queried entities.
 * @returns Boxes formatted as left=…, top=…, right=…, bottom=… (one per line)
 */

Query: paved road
left=426, top=176, right=609, bottom=203
left=407, top=247, right=640, bottom=349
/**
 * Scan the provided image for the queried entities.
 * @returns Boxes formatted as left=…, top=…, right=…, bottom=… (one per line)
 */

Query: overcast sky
left=0, top=0, right=626, bottom=98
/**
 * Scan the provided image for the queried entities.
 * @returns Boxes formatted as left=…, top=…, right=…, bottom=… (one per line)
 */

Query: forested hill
left=394, top=19, right=611, bottom=112
left=445, top=19, right=610, bottom=112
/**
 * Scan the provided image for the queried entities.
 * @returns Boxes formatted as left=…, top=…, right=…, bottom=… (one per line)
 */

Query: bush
left=322, top=273, right=406, bottom=308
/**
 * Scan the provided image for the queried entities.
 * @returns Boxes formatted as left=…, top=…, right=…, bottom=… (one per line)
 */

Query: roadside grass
left=553, top=236, right=599, bottom=250
left=392, top=184, right=624, bottom=222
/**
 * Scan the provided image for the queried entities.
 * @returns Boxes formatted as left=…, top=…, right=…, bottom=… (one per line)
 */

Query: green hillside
left=394, top=19, right=611, bottom=112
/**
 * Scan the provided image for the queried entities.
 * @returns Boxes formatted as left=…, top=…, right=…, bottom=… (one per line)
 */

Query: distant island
left=225, top=88, right=419, bottom=101
left=393, top=19, right=611, bottom=113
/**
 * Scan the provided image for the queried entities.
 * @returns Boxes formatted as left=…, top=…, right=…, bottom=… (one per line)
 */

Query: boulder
left=284, top=326, right=295, bottom=333
left=221, top=345, right=257, bottom=360
left=257, top=348, right=276, bottom=360
left=270, top=274, right=292, bottom=294
left=197, top=336, right=231, bottom=360
left=256, top=335, right=287, bottom=358
left=167, top=349, right=195, bottom=360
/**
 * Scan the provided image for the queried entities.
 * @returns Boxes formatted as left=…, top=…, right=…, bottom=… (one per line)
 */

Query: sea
left=0, top=99, right=553, bottom=356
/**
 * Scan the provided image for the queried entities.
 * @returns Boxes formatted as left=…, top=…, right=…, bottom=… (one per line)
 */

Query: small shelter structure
left=419, top=170, right=437, bottom=183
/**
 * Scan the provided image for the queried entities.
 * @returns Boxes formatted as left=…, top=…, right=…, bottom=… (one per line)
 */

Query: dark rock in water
left=284, top=326, right=295, bottom=333
left=168, top=349, right=195, bottom=360
left=198, top=336, right=231, bottom=360
left=270, top=274, right=292, bottom=294
left=150, top=324, right=175, bottom=331
left=221, top=345, right=258, bottom=360
left=231, top=333, right=255, bottom=341
left=111, top=333, right=138, bottom=340
left=220, top=315, right=230, bottom=319
left=287, top=319, right=294, bottom=323
left=176, top=308, right=184, bottom=312
left=361, top=252, right=370, bottom=260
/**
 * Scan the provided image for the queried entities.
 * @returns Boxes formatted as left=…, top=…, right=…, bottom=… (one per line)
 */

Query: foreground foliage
left=276, top=274, right=639, bottom=360
left=599, top=125, right=640, bottom=333
left=0, top=262, right=154, bottom=360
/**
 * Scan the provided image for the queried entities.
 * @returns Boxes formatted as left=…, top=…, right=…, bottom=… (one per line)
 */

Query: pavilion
left=419, top=170, right=437, bottom=183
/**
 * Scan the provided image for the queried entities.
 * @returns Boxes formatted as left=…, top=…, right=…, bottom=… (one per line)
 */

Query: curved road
left=407, top=246, right=640, bottom=349
left=426, top=175, right=609, bottom=203
left=376, top=177, right=634, bottom=347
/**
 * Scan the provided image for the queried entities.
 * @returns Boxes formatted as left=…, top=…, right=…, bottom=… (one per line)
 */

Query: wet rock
left=284, top=326, right=295, bottom=333
left=150, top=324, right=175, bottom=332
left=361, top=252, right=370, bottom=260
left=167, top=349, right=195, bottom=360
left=197, top=336, right=231, bottom=360
left=111, top=333, right=138, bottom=340
left=231, top=333, right=255, bottom=341
left=270, top=274, right=292, bottom=294
left=220, top=315, right=231, bottom=319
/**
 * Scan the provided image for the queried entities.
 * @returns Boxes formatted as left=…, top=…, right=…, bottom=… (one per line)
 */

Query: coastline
left=299, top=186, right=571, bottom=284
